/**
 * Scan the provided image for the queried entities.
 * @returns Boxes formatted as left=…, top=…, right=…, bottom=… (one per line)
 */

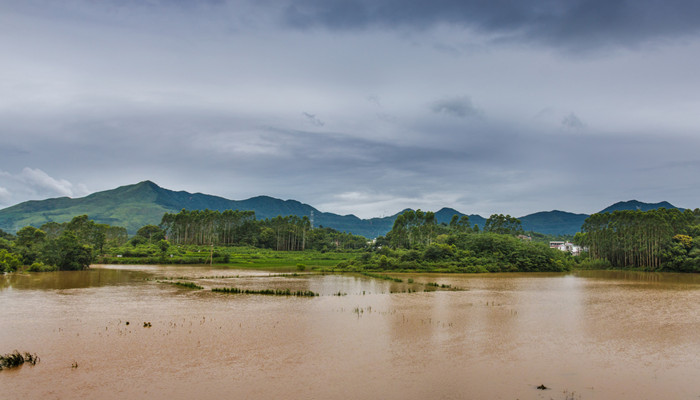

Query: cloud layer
left=1, top=0, right=699, bottom=218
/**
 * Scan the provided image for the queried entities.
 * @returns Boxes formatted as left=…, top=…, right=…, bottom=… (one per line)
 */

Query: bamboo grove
left=159, top=209, right=367, bottom=251
left=578, top=208, right=700, bottom=270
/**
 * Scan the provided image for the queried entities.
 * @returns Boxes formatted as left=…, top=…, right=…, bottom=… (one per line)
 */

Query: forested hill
left=0, top=181, right=684, bottom=237
left=599, top=200, right=680, bottom=214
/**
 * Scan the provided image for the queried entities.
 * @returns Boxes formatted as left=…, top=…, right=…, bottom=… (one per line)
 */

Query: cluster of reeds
left=158, top=280, right=203, bottom=290
left=0, top=351, right=39, bottom=370
left=426, top=282, right=451, bottom=288
left=196, top=275, right=240, bottom=279
left=360, top=272, right=403, bottom=282
left=212, top=287, right=318, bottom=296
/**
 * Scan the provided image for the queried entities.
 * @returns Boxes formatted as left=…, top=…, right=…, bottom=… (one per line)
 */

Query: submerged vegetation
left=0, top=351, right=39, bottom=371
left=159, top=281, right=203, bottom=290
left=360, top=271, right=403, bottom=282
left=212, top=287, right=318, bottom=296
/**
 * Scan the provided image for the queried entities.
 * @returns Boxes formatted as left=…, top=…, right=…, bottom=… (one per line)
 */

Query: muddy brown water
left=1, top=265, right=699, bottom=399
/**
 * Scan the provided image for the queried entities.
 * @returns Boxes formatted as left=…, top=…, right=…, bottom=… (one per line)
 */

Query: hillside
left=0, top=181, right=394, bottom=237
left=599, top=200, right=681, bottom=214
left=519, top=210, right=590, bottom=236
left=0, top=181, right=685, bottom=237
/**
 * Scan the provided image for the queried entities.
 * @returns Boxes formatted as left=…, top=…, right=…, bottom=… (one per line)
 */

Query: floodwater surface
left=1, top=265, right=699, bottom=399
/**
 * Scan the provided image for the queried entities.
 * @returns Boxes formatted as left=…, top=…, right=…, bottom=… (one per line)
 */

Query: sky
left=1, top=0, right=700, bottom=219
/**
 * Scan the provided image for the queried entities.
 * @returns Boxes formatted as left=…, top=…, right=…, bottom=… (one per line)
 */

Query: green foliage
left=0, top=249, right=22, bottom=273
left=160, top=209, right=367, bottom=252
left=388, top=209, right=438, bottom=248
left=423, top=243, right=455, bottom=261
left=130, top=235, right=147, bottom=246
left=0, top=238, right=12, bottom=251
left=347, top=230, right=571, bottom=273
left=45, top=231, right=93, bottom=271
left=15, top=226, right=46, bottom=264
left=484, top=214, right=523, bottom=235
left=27, top=261, right=58, bottom=272
left=135, top=225, right=166, bottom=243
left=581, top=208, right=700, bottom=271
left=0, top=228, right=14, bottom=240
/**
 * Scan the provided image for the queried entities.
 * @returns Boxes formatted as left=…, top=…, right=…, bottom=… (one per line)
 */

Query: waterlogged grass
left=212, top=287, right=318, bottom=297
left=360, top=271, right=403, bottom=282
left=158, top=280, right=203, bottom=290
left=426, top=282, right=452, bottom=289
left=0, top=351, right=39, bottom=371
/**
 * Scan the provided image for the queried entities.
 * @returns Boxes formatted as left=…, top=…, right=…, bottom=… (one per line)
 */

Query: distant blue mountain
left=598, top=200, right=680, bottom=214
left=0, top=181, right=685, bottom=237
left=519, top=210, right=590, bottom=236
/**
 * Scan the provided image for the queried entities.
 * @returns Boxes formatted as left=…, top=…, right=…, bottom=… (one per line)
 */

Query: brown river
left=1, top=265, right=699, bottom=400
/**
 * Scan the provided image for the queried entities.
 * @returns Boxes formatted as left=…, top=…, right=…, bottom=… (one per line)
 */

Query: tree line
left=1, top=208, right=370, bottom=272
left=345, top=210, right=570, bottom=272
left=576, top=208, right=700, bottom=271
left=0, top=215, right=128, bottom=272
left=386, top=210, right=524, bottom=249
left=159, top=209, right=367, bottom=251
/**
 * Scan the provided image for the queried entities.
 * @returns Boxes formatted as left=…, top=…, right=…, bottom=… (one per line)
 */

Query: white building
left=550, top=241, right=583, bottom=256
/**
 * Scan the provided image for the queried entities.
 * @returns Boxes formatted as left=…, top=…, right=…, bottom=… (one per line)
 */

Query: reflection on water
left=1, top=266, right=699, bottom=399
left=0, top=268, right=152, bottom=290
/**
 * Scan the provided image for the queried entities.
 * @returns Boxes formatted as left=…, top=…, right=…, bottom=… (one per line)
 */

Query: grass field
left=99, top=244, right=359, bottom=271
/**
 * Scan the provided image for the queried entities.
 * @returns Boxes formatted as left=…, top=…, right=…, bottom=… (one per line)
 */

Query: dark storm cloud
left=302, top=112, right=325, bottom=126
left=562, top=113, right=586, bottom=129
left=2, top=0, right=699, bottom=217
left=431, top=96, right=481, bottom=118
left=282, top=0, right=700, bottom=49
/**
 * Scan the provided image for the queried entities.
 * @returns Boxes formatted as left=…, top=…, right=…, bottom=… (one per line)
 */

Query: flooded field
left=1, top=265, right=699, bottom=399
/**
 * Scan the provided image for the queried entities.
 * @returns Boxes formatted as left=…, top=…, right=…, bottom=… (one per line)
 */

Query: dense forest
left=576, top=208, right=700, bottom=272
left=337, top=210, right=572, bottom=273
left=0, top=210, right=368, bottom=272
left=0, top=215, right=127, bottom=272
left=159, top=209, right=367, bottom=251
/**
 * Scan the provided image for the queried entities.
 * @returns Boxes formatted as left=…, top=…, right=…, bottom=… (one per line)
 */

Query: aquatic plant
left=212, top=287, right=318, bottom=297
left=0, top=351, right=39, bottom=371
left=360, top=271, right=403, bottom=282
left=426, top=282, right=452, bottom=289
left=158, top=280, right=203, bottom=290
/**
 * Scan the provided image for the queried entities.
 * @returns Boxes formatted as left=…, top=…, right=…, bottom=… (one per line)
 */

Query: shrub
left=27, top=262, right=58, bottom=272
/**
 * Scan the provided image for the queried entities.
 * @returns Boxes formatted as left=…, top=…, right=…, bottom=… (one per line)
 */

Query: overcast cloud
left=1, top=0, right=699, bottom=218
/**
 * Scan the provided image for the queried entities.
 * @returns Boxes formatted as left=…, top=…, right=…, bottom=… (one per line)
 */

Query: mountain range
left=0, top=181, right=683, bottom=237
